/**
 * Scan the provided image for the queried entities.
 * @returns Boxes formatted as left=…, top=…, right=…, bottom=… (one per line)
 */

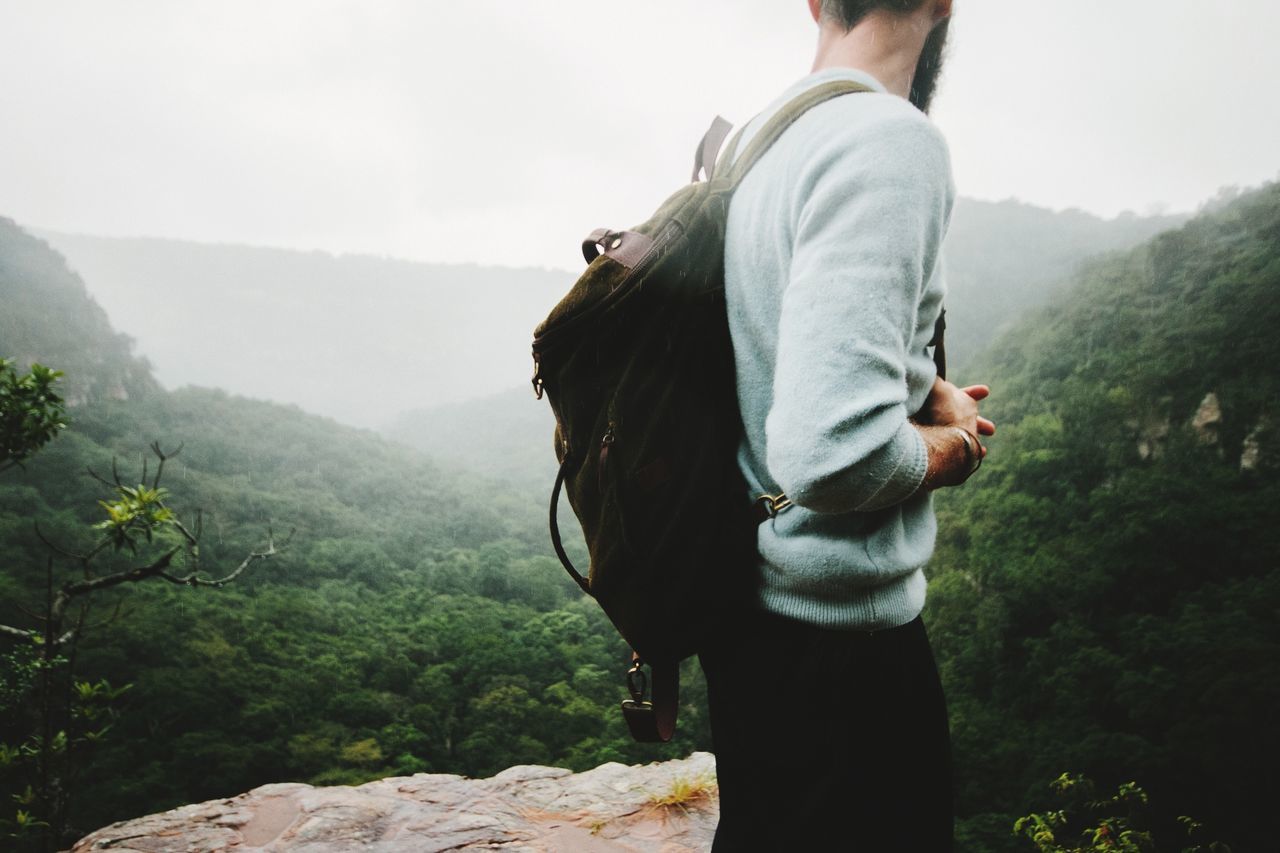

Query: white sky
left=2, top=1, right=1277, bottom=271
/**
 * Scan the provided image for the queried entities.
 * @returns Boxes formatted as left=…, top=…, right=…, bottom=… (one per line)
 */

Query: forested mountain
left=927, top=182, right=1280, bottom=851
left=385, top=199, right=1184, bottom=470
left=942, top=198, right=1187, bottom=371
left=38, top=198, right=1180, bottom=432
left=384, top=387, right=558, bottom=490
left=0, top=218, right=156, bottom=407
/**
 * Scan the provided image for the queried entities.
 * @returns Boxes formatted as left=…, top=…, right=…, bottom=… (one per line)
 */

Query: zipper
left=598, top=423, right=616, bottom=494
left=532, top=220, right=682, bottom=350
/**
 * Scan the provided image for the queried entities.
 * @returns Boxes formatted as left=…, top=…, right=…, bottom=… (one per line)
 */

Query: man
left=699, top=1, right=992, bottom=849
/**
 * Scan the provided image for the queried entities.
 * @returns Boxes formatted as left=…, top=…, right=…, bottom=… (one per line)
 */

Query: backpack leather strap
left=692, top=115, right=734, bottom=183
left=929, top=308, right=947, bottom=380
left=549, top=456, right=591, bottom=595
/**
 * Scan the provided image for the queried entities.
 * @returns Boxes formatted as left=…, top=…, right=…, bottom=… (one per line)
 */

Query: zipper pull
left=598, top=425, right=615, bottom=493
left=531, top=352, right=544, bottom=399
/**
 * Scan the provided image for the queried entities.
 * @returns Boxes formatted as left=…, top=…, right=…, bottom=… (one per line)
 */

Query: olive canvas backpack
left=530, top=80, right=879, bottom=742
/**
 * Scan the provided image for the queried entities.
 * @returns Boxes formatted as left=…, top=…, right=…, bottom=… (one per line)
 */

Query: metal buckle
left=620, top=658, right=663, bottom=742
left=755, top=492, right=793, bottom=518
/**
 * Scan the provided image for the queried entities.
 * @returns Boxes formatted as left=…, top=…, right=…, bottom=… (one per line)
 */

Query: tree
left=1014, top=774, right=1230, bottom=853
left=0, top=395, right=290, bottom=851
left=0, top=360, right=66, bottom=475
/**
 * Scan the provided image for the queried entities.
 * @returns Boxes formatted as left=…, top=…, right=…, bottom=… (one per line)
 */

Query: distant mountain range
left=384, top=198, right=1186, bottom=480
left=35, top=197, right=1184, bottom=432
left=34, top=230, right=572, bottom=428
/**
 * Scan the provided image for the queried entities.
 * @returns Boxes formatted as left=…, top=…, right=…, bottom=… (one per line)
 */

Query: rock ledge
left=71, top=752, right=718, bottom=852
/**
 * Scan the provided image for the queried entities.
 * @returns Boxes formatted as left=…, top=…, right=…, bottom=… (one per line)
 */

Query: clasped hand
left=916, top=377, right=996, bottom=456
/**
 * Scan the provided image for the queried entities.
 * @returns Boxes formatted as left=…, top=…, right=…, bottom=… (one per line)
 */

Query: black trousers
left=699, top=609, right=954, bottom=852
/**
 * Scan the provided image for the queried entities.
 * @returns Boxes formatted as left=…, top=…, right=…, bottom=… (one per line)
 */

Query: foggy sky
left=2, top=1, right=1277, bottom=271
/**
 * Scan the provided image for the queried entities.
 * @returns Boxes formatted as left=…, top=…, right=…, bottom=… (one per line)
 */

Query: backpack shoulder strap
left=724, top=79, right=873, bottom=185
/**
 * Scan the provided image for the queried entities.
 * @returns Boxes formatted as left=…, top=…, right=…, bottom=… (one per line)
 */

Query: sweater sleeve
left=764, top=109, right=954, bottom=514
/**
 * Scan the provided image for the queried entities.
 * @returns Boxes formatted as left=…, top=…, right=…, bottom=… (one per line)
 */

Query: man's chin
left=911, top=18, right=950, bottom=112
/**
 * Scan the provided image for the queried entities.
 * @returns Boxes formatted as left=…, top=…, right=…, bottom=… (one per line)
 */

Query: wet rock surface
left=71, top=752, right=719, bottom=852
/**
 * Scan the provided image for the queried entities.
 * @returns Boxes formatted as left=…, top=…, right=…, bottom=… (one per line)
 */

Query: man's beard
left=909, top=18, right=950, bottom=113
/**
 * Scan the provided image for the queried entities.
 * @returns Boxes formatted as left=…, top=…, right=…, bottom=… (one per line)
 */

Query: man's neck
left=811, top=10, right=933, bottom=101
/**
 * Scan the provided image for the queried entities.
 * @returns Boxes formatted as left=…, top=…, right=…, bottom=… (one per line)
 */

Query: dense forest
left=2, top=183, right=1277, bottom=851
left=928, top=183, right=1280, bottom=851
left=0, top=219, right=706, bottom=848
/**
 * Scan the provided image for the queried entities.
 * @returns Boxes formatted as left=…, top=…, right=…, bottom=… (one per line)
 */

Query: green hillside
left=942, top=198, right=1187, bottom=372
left=928, top=182, right=1280, bottom=851
left=0, top=219, right=155, bottom=407
left=0, top=222, right=704, bottom=849
left=384, top=387, right=559, bottom=490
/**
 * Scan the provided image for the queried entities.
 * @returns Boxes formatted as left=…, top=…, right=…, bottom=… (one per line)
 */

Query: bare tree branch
left=17, top=603, right=48, bottom=623
left=33, top=522, right=88, bottom=561
left=169, top=518, right=200, bottom=549
left=85, top=466, right=116, bottom=489
left=75, top=598, right=127, bottom=636
left=35, top=521, right=113, bottom=569
left=150, top=441, right=182, bottom=490
left=49, top=547, right=182, bottom=628
left=157, top=526, right=292, bottom=587
left=0, top=623, right=37, bottom=641
left=64, top=547, right=182, bottom=595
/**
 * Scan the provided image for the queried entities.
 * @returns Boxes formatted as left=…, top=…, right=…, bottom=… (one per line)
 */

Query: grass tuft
left=645, top=773, right=719, bottom=815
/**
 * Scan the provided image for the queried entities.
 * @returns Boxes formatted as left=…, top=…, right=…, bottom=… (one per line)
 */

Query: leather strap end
left=691, top=115, right=734, bottom=183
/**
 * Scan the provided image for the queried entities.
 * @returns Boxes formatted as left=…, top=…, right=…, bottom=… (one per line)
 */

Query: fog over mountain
left=38, top=197, right=1184, bottom=433
left=36, top=230, right=571, bottom=428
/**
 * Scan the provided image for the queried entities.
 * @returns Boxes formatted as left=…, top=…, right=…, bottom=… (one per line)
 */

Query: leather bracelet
left=951, top=426, right=983, bottom=481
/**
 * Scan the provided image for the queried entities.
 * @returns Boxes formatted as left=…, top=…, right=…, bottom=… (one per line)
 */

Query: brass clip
left=755, top=492, right=793, bottom=518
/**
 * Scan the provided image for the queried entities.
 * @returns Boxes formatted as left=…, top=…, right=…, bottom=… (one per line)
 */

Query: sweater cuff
left=852, top=421, right=929, bottom=512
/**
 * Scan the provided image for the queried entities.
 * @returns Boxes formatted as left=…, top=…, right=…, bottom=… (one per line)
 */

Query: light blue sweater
left=723, top=67, right=955, bottom=629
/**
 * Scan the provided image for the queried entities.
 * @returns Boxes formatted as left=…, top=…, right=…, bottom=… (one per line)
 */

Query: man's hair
left=820, top=0, right=930, bottom=31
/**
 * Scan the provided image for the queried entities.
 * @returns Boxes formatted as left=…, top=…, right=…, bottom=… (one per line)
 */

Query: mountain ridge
left=32, top=196, right=1186, bottom=432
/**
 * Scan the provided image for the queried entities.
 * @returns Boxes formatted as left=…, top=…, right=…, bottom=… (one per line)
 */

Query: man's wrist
left=916, top=424, right=981, bottom=490
left=948, top=426, right=982, bottom=482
